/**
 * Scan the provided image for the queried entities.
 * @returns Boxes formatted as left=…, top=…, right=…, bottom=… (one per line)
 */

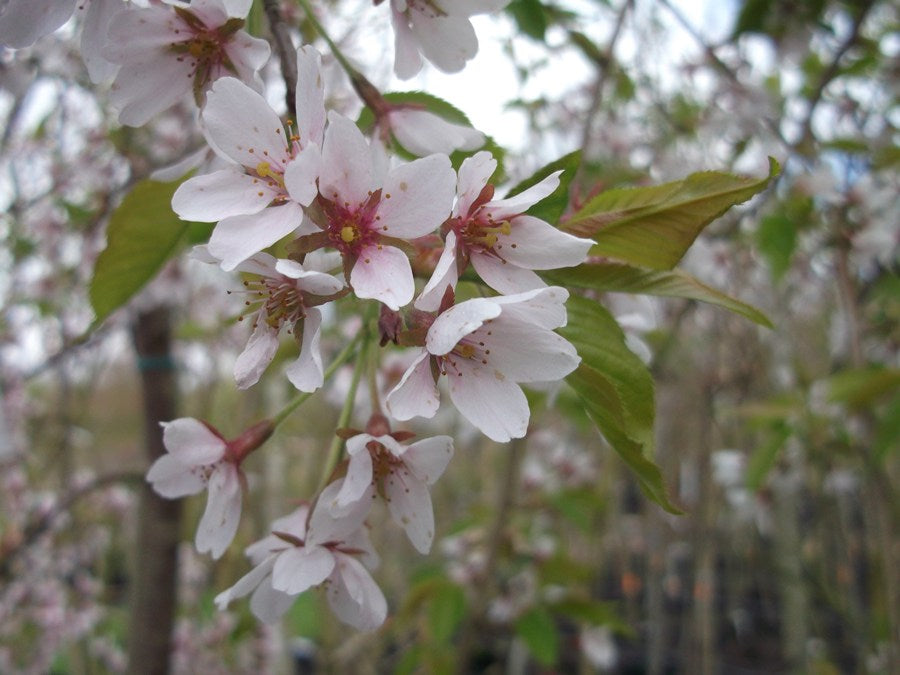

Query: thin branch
left=262, top=0, right=298, bottom=118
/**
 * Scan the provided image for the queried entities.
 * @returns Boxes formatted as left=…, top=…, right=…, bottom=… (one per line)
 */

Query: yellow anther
left=499, top=221, right=512, bottom=235
left=256, top=161, right=274, bottom=178
left=341, top=226, right=357, bottom=243
left=455, top=344, right=477, bottom=359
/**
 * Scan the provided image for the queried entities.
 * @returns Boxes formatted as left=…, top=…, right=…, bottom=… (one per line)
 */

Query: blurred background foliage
left=0, top=0, right=896, bottom=673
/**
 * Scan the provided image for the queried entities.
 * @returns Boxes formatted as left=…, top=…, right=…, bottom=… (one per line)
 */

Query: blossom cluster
left=3, top=0, right=592, bottom=634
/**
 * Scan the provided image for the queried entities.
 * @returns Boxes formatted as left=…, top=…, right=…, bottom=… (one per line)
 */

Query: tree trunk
left=128, top=306, right=181, bottom=675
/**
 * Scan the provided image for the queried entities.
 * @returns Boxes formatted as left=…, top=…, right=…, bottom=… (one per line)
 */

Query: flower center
left=236, top=277, right=306, bottom=331
left=319, top=190, right=383, bottom=257
left=456, top=211, right=512, bottom=254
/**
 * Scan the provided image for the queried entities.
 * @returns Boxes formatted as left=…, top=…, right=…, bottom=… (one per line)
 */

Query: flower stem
left=316, top=334, right=367, bottom=492
left=294, top=0, right=389, bottom=115
left=271, top=332, right=363, bottom=429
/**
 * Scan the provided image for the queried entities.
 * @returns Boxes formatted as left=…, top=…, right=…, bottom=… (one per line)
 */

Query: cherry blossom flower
left=214, top=480, right=387, bottom=631
left=386, top=286, right=580, bottom=442
left=146, top=417, right=273, bottom=558
left=382, top=106, right=485, bottom=156
left=331, top=426, right=454, bottom=553
left=417, top=151, right=593, bottom=310
left=306, top=111, right=455, bottom=310
left=388, top=0, right=512, bottom=79
left=172, top=46, right=327, bottom=271
left=102, top=0, right=270, bottom=126
left=196, top=247, right=345, bottom=391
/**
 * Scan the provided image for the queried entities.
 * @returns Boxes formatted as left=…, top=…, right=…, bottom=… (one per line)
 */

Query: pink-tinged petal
left=385, top=472, right=434, bottom=553
left=231, top=251, right=279, bottom=276
left=102, top=6, right=179, bottom=59
left=214, top=555, right=276, bottom=610
left=425, top=297, right=501, bottom=356
left=327, top=553, right=388, bottom=631
left=151, top=148, right=213, bottom=183
left=307, top=479, right=373, bottom=545
left=196, top=465, right=243, bottom=559
left=345, top=433, right=374, bottom=457
left=111, top=56, right=192, bottom=127
left=414, top=231, right=459, bottom=312
left=0, top=0, right=75, bottom=48
left=320, top=112, right=375, bottom=208
left=496, top=215, right=593, bottom=269
left=350, top=244, right=414, bottom=311
left=412, top=13, right=478, bottom=74
left=332, top=448, right=374, bottom=511
left=234, top=321, right=279, bottom=390
left=271, top=545, right=335, bottom=595
left=385, top=350, right=440, bottom=421
left=220, top=0, right=253, bottom=17
left=172, top=169, right=279, bottom=222
left=391, top=6, right=423, bottom=80
left=224, top=32, right=271, bottom=90
left=389, top=109, right=484, bottom=156
left=455, top=151, right=496, bottom=217
left=208, top=201, right=304, bottom=271
left=447, top=362, right=530, bottom=442
left=284, top=308, right=324, bottom=393
left=184, top=0, right=229, bottom=25
left=81, top=0, right=120, bottom=83
left=402, top=436, right=454, bottom=485
left=295, top=45, right=326, bottom=149
left=245, top=507, right=308, bottom=564
left=249, top=578, right=296, bottom=623
left=202, top=77, right=292, bottom=169
left=161, top=418, right=226, bottom=465
left=483, top=171, right=562, bottom=220
left=477, top=317, right=580, bottom=383
left=376, top=154, right=455, bottom=239
left=470, top=251, right=545, bottom=295
left=283, top=145, right=321, bottom=207
left=146, top=455, right=205, bottom=498
left=371, top=434, right=406, bottom=457
left=341, top=524, right=380, bottom=570
left=274, top=260, right=343, bottom=295
left=491, top=286, right=570, bottom=329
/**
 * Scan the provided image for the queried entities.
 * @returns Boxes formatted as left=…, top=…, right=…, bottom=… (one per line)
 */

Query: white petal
left=283, top=145, right=321, bottom=207
left=447, top=361, right=530, bottom=442
left=195, top=465, right=243, bottom=559
left=146, top=455, right=205, bottom=498
left=161, top=418, right=226, bottom=465
left=172, top=169, right=279, bottom=222
left=385, top=472, right=435, bottom=553
left=333, top=447, right=374, bottom=511
left=274, top=261, right=343, bottom=295
left=484, top=171, right=562, bottom=219
left=491, top=286, right=570, bottom=329
left=425, top=297, right=501, bottom=356
left=0, top=0, right=75, bottom=48
left=202, top=77, right=292, bottom=169
left=455, top=151, right=496, bottom=217
left=496, top=216, right=593, bottom=269
left=308, top=480, right=373, bottom=545
left=111, top=56, right=192, bottom=127
left=391, top=7, right=423, bottom=79
left=412, top=13, right=477, bottom=74
left=295, top=45, right=326, bottom=149
left=389, top=109, right=484, bottom=156
left=476, top=317, right=580, bottom=383
left=234, top=322, right=279, bottom=389
left=402, top=436, right=454, bottom=485
left=271, top=545, right=335, bottom=595
left=319, top=112, right=375, bottom=208
left=385, top=350, right=440, bottom=421
left=376, top=154, right=456, bottom=239
left=208, top=201, right=304, bottom=271
left=284, top=308, right=324, bottom=393
left=415, top=230, right=459, bottom=312
left=214, top=555, right=277, bottom=610
left=249, top=578, right=297, bottom=623
left=81, top=0, right=120, bottom=83
left=470, top=251, right=545, bottom=295
left=326, top=553, right=387, bottom=631
left=350, top=244, right=414, bottom=311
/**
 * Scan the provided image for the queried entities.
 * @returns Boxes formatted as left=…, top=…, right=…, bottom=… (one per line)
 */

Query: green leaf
left=746, top=423, right=791, bottom=490
left=564, top=158, right=780, bottom=270
left=544, top=262, right=772, bottom=327
left=428, top=582, right=466, bottom=643
left=508, top=0, right=548, bottom=41
left=757, top=212, right=797, bottom=282
left=825, top=367, right=900, bottom=409
left=504, top=150, right=581, bottom=225
left=514, top=606, right=558, bottom=667
left=874, top=393, right=900, bottom=461
left=559, top=295, right=681, bottom=513
left=89, top=178, right=199, bottom=328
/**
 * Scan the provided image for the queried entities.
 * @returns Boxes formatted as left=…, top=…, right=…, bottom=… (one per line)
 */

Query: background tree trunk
left=128, top=306, right=181, bottom=675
